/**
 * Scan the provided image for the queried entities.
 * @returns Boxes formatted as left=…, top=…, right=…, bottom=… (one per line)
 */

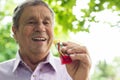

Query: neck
left=20, top=52, right=48, bottom=71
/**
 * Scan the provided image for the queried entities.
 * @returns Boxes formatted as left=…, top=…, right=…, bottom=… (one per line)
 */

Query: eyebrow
left=27, top=15, right=52, bottom=21
left=27, top=16, right=36, bottom=21
left=44, top=16, right=52, bottom=21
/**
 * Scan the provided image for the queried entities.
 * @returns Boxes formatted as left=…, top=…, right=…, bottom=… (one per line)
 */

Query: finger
left=61, top=42, right=88, bottom=54
left=68, top=46, right=87, bottom=54
left=62, top=41, right=76, bottom=46
left=70, top=53, right=91, bottom=65
left=61, top=46, right=87, bottom=54
left=62, top=42, right=68, bottom=46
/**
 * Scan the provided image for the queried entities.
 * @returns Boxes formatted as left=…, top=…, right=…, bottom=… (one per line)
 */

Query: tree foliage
left=91, top=58, right=120, bottom=80
left=0, top=0, right=18, bottom=61
left=44, top=0, right=120, bottom=38
left=0, top=23, right=17, bottom=62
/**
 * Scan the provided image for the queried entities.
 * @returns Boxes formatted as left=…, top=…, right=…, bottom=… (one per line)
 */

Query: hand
left=61, top=41, right=91, bottom=80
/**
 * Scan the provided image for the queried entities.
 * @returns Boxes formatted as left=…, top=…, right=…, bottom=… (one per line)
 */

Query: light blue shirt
left=0, top=52, right=72, bottom=80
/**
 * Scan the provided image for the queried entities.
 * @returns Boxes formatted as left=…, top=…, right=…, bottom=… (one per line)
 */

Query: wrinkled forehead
left=20, top=5, right=53, bottom=21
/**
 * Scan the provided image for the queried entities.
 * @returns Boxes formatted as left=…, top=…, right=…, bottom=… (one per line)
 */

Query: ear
left=12, top=26, right=17, bottom=40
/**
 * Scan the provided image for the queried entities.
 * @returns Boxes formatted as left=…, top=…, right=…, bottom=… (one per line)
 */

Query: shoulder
left=0, top=59, right=16, bottom=79
left=0, top=59, right=15, bottom=66
left=0, top=59, right=15, bottom=72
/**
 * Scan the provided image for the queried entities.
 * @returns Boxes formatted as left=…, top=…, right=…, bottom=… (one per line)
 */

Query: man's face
left=13, top=5, right=54, bottom=56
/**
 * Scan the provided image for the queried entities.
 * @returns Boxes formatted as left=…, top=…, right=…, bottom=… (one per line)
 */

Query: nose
left=34, top=22, right=46, bottom=32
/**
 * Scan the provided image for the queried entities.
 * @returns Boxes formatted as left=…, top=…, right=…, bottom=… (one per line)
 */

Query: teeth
left=32, top=37, right=46, bottom=41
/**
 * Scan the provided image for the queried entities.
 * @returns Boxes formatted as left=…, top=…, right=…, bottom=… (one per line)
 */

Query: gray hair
left=12, top=0, right=54, bottom=28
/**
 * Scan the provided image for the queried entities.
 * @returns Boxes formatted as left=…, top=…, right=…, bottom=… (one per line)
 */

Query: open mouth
left=32, top=37, right=47, bottom=41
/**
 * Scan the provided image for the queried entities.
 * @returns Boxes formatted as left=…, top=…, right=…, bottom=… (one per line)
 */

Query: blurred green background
left=0, top=0, right=120, bottom=80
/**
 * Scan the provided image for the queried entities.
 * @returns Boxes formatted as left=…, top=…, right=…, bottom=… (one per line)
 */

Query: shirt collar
left=12, top=51, right=58, bottom=73
left=44, top=52, right=58, bottom=72
left=12, top=51, right=21, bottom=72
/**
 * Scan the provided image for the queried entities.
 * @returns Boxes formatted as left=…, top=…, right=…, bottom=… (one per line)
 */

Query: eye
left=43, top=21, right=49, bottom=25
left=28, top=21, right=36, bottom=24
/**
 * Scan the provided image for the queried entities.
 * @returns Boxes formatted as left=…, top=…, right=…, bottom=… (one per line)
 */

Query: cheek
left=23, top=30, right=31, bottom=37
left=22, top=27, right=33, bottom=37
left=15, top=28, right=32, bottom=44
left=47, top=27, right=54, bottom=37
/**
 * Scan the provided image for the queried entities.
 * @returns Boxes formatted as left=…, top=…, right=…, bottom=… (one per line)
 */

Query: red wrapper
left=57, top=42, right=72, bottom=64
left=60, top=54, right=72, bottom=64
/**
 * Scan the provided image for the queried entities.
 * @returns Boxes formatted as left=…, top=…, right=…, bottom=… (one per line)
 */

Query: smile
left=32, top=37, right=47, bottom=41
